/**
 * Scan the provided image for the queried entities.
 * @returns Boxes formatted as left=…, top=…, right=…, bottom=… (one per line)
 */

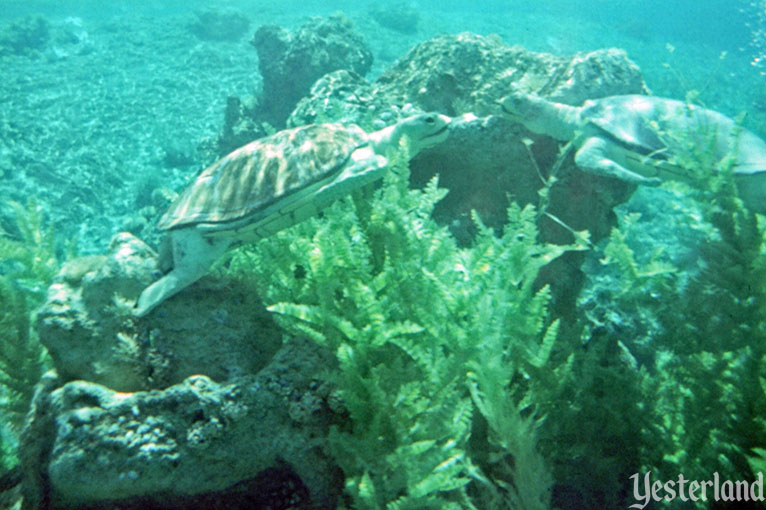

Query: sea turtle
left=135, top=112, right=451, bottom=316
left=496, top=91, right=766, bottom=213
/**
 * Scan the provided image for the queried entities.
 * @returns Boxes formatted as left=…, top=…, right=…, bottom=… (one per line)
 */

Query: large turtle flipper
left=135, top=228, right=230, bottom=317
left=575, top=136, right=662, bottom=185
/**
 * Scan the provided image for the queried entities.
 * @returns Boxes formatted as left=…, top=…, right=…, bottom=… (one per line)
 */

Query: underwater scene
left=2, top=0, right=766, bottom=509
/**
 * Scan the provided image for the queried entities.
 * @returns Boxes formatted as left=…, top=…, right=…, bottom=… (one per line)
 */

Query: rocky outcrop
left=215, top=14, right=373, bottom=157
left=287, top=34, right=646, bottom=242
left=0, top=15, right=50, bottom=57
left=250, top=14, right=372, bottom=129
left=288, top=69, right=411, bottom=130
left=375, top=32, right=646, bottom=116
left=36, top=232, right=281, bottom=392
left=287, top=33, right=646, bottom=321
left=20, top=338, right=343, bottom=510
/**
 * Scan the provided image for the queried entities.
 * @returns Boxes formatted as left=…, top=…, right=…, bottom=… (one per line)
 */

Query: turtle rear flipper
left=136, top=229, right=230, bottom=316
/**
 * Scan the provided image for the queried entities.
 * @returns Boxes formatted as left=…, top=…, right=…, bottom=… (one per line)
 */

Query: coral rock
left=20, top=338, right=342, bottom=510
left=36, top=232, right=280, bottom=392
left=0, top=15, right=50, bottom=57
left=250, top=14, right=373, bottom=128
left=375, top=33, right=646, bottom=116
left=288, top=69, right=401, bottom=128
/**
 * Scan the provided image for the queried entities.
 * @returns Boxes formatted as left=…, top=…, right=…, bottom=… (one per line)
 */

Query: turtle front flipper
left=135, top=228, right=231, bottom=317
left=575, top=136, right=662, bottom=186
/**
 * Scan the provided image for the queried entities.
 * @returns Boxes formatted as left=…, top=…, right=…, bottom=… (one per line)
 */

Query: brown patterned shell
left=158, top=123, right=369, bottom=231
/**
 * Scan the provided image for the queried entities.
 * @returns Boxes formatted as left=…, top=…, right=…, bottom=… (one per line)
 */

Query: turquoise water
left=0, top=1, right=763, bottom=252
left=2, top=1, right=766, bottom=509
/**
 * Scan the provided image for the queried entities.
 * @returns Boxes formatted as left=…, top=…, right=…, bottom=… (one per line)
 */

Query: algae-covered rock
left=375, top=33, right=646, bottom=116
left=20, top=338, right=342, bottom=510
left=288, top=34, right=641, bottom=247
left=36, top=232, right=280, bottom=392
left=249, top=14, right=373, bottom=128
left=214, top=14, right=373, bottom=157
left=288, top=69, right=402, bottom=129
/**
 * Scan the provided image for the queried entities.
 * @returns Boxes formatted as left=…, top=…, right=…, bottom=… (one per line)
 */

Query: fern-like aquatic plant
left=0, top=198, right=57, bottom=471
left=226, top=145, right=585, bottom=508
left=579, top=96, right=766, bottom=508
left=0, top=198, right=60, bottom=304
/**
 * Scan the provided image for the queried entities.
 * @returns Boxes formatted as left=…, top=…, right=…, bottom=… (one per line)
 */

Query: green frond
left=0, top=198, right=60, bottom=304
left=0, top=277, right=47, bottom=435
left=228, top=147, right=574, bottom=509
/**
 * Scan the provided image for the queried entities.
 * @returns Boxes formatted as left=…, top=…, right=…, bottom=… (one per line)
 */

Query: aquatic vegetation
left=226, top=147, right=585, bottom=508
left=0, top=278, right=46, bottom=431
left=579, top=101, right=766, bottom=507
left=0, top=199, right=57, bottom=471
left=0, top=199, right=60, bottom=304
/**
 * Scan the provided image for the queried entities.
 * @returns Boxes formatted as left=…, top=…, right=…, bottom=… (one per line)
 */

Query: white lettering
left=677, top=473, right=689, bottom=501
left=663, top=479, right=676, bottom=501
left=735, top=480, right=749, bottom=500
left=628, top=471, right=766, bottom=508
left=688, top=480, right=700, bottom=501
left=629, top=472, right=651, bottom=510
left=721, top=480, right=734, bottom=501
left=752, top=472, right=764, bottom=501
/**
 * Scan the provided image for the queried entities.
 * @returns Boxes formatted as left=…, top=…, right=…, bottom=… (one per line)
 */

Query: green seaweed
left=578, top=99, right=766, bottom=508
left=226, top=147, right=584, bottom=508
left=0, top=198, right=61, bottom=304
left=0, top=278, right=46, bottom=429
left=0, top=198, right=57, bottom=471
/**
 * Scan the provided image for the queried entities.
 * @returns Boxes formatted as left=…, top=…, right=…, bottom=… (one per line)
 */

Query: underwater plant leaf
left=227, top=147, right=573, bottom=509
left=0, top=276, right=47, bottom=432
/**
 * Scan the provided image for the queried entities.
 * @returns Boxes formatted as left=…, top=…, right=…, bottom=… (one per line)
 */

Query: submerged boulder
left=375, top=32, right=646, bottom=116
left=20, top=338, right=343, bottom=510
left=250, top=14, right=372, bottom=128
left=214, top=14, right=373, bottom=157
left=0, top=15, right=50, bottom=57
left=189, top=9, right=250, bottom=42
left=288, top=33, right=644, bottom=245
left=36, top=232, right=281, bottom=392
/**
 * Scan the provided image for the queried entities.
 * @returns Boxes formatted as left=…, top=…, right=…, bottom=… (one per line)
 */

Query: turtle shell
left=580, top=95, right=667, bottom=155
left=583, top=95, right=766, bottom=172
left=158, top=123, right=369, bottom=231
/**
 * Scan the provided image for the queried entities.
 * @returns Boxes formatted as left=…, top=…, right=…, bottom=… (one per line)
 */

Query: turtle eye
left=425, top=115, right=435, bottom=124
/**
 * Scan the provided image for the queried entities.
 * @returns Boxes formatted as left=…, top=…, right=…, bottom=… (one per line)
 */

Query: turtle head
left=496, top=91, right=580, bottom=141
left=496, top=91, right=547, bottom=127
left=374, top=113, right=451, bottom=157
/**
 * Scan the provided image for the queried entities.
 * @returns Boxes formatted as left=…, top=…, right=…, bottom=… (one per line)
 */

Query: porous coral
left=249, top=14, right=373, bottom=129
